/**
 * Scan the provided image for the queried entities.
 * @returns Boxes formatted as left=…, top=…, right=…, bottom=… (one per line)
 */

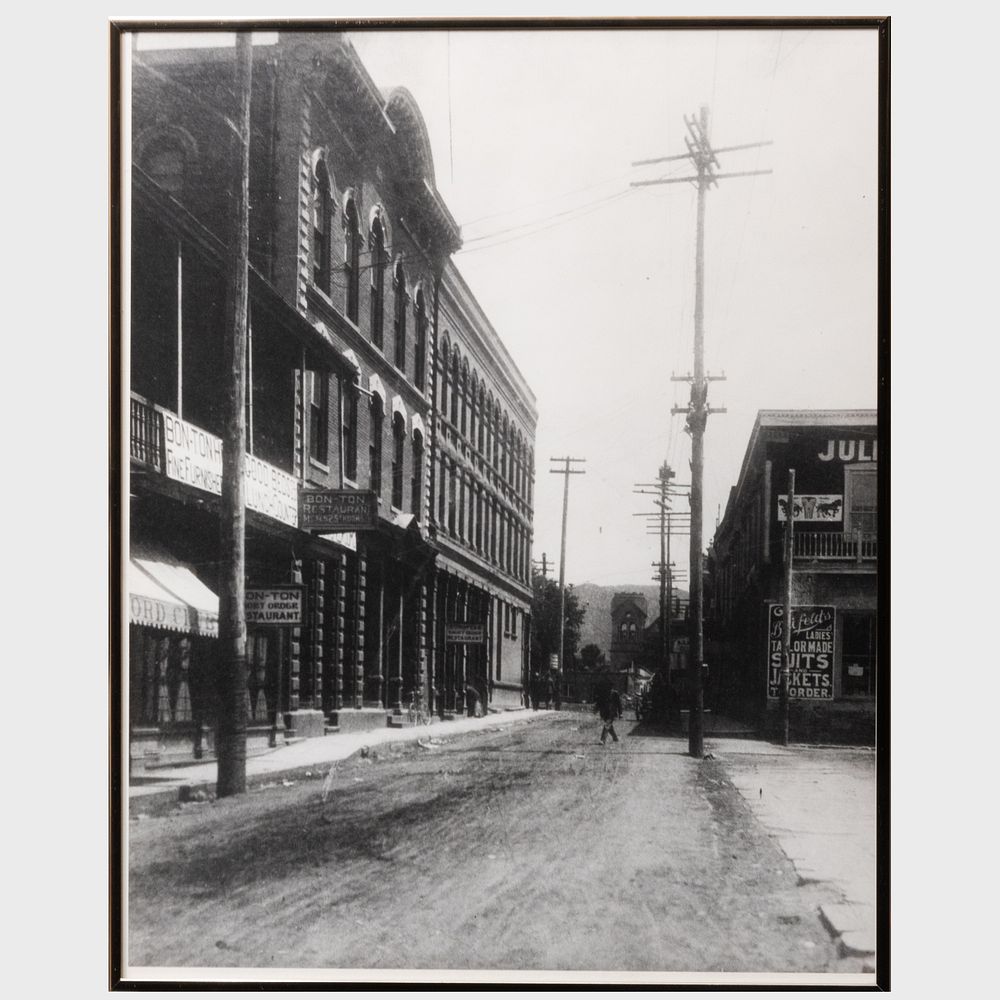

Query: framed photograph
left=112, top=16, right=888, bottom=988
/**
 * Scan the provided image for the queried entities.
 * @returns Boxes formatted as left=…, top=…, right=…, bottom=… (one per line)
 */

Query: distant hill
left=571, top=582, right=688, bottom=656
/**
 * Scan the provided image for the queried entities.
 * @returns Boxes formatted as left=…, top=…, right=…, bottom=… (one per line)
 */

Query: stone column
left=289, top=558, right=303, bottom=714
left=457, top=581, right=468, bottom=716
left=334, top=553, right=345, bottom=712
left=311, top=560, right=325, bottom=710
left=354, top=544, right=366, bottom=710
left=418, top=575, right=429, bottom=715
left=392, top=563, right=404, bottom=712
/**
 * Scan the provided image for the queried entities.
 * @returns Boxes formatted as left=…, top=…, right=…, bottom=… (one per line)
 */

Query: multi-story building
left=711, top=410, right=878, bottom=743
left=126, top=32, right=535, bottom=768
left=608, top=593, right=648, bottom=672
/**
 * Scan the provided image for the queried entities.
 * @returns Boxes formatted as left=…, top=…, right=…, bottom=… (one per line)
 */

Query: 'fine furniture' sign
left=300, top=489, right=379, bottom=531
left=446, top=624, right=486, bottom=644
left=245, top=587, right=305, bottom=626
left=766, top=605, right=835, bottom=700
left=161, top=410, right=299, bottom=528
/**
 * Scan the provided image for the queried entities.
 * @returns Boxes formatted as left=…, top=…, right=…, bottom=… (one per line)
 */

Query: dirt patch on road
left=128, top=717, right=865, bottom=977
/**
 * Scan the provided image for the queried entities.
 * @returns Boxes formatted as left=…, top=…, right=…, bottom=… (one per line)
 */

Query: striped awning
left=128, top=556, right=219, bottom=638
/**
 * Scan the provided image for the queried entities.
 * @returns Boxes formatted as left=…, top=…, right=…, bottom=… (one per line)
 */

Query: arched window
left=391, top=412, right=405, bottom=509
left=414, top=287, right=427, bottom=392
left=460, top=361, right=469, bottom=439
left=369, top=212, right=387, bottom=348
left=450, top=353, right=460, bottom=426
left=439, top=338, right=450, bottom=422
left=393, top=258, right=407, bottom=369
left=312, top=158, right=333, bottom=294
left=369, top=393, right=384, bottom=496
left=342, top=378, right=358, bottom=482
left=343, top=195, right=361, bottom=324
left=469, top=373, right=479, bottom=447
left=411, top=429, right=424, bottom=519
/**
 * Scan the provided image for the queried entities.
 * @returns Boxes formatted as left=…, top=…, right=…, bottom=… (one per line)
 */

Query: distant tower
left=610, top=593, right=648, bottom=672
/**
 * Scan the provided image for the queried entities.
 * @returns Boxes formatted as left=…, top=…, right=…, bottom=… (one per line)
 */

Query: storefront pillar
left=457, top=582, right=468, bottom=716
left=354, top=543, right=367, bottom=709
left=334, top=553, right=346, bottom=712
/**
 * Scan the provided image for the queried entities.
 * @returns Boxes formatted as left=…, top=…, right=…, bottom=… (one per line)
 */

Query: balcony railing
left=793, top=530, right=877, bottom=562
left=130, top=393, right=164, bottom=470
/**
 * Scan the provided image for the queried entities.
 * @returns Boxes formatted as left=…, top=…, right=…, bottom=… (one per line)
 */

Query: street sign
left=300, top=489, right=378, bottom=531
left=445, top=623, right=485, bottom=644
left=245, top=586, right=305, bottom=626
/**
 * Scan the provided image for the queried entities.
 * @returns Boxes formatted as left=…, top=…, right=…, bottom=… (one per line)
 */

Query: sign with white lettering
left=245, top=587, right=305, bottom=626
left=767, top=605, right=836, bottom=700
left=161, top=411, right=299, bottom=528
left=777, top=494, right=843, bottom=522
left=446, top=624, right=485, bottom=644
left=300, top=489, right=378, bottom=531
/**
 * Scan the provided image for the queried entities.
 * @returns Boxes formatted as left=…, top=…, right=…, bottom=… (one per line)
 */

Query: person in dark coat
left=593, top=680, right=620, bottom=745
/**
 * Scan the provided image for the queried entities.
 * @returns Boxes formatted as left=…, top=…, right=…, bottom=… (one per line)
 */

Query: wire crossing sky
left=350, top=28, right=880, bottom=587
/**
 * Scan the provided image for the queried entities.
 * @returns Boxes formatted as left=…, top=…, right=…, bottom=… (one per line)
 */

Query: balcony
left=130, top=393, right=164, bottom=470
left=792, top=530, right=877, bottom=563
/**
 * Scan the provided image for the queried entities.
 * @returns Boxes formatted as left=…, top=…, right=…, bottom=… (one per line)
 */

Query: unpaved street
left=128, top=714, right=869, bottom=975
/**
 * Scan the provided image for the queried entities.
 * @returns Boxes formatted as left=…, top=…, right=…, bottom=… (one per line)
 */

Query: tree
left=579, top=643, right=606, bottom=671
left=530, top=574, right=584, bottom=675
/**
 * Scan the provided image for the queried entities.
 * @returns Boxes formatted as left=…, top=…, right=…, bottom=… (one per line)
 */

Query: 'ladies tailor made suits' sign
left=767, top=605, right=836, bottom=700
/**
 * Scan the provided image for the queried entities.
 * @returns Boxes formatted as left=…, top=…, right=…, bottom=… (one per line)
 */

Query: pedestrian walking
left=593, top=680, right=620, bottom=745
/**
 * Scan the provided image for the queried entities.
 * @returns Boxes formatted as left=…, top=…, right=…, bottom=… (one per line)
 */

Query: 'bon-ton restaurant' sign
left=766, top=605, right=836, bottom=701
left=162, top=411, right=299, bottom=528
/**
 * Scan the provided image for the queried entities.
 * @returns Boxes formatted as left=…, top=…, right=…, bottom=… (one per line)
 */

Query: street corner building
left=710, top=411, right=877, bottom=745
left=126, top=33, right=537, bottom=771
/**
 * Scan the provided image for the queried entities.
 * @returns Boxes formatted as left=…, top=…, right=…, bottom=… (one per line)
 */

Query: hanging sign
left=300, top=489, right=378, bottom=531
left=245, top=586, right=305, bottom=626
left=766, top=605, right=836, bottom=700
left=446, top=623, right=486, bottom=644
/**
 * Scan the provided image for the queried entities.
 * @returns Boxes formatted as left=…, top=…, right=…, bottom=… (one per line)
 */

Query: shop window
left=308, top=369, right=329, bottom=465
left=842, top=612, right=876, bottom=697
left=845, top=466, right=877, bottom=535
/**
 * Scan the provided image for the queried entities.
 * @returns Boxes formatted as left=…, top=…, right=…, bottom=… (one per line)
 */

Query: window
left=369, top=394, right=383, bottom=496
left=308, top=369, right=329, bottom=464
left=391, top=412, right=405, bottom=509
left=845, top=466, right=877, bottom=535
left=312, top=159, right=333, bottom=294
left=411, top=431, right=423, bottom=519
left=842, top=613, right=876, bottom=698
left=511, top=609, right=518, bottom=639
left=393, top=259, right=407, bottom=369
left=369, top=213, right=387, bottom=348
left=448, top=461, right=457, bottom=534
left=414, top=289, right=427, bottom=391
left=344, top=196, right=361, bottom=324
left=460, top=365, right=469, bottom=438
left=450, top=354, right=460, bottom=426
left=342, top=380, right=358, bottom=481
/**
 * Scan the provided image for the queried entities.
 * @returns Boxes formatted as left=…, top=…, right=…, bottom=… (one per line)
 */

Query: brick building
left=126, top=33, right=535, bottom=768
left=711, top=410, right=878, bottom=744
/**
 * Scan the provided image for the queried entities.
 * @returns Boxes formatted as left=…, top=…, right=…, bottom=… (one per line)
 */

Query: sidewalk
left=128, top=708, right=545, bottom=815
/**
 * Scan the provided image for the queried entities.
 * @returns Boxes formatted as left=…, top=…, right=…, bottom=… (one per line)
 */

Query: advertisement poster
left=776, top=494, right=843, bottom=522
left=766, top=605, right=836, bottom=700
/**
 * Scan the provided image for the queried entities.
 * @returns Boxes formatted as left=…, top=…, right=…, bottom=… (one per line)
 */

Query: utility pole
left=532, top=552, right=550, bottom=578
left=632, top=106, right=771, bottom=758
left=550, top=457, right=586, bottom=706
left=779, top=468, right=796, bottom=746
left=216, top=33, right=253, bottom=798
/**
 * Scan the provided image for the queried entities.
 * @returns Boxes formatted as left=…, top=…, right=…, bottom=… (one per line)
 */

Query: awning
left=128, top=555, right=219, bottom=638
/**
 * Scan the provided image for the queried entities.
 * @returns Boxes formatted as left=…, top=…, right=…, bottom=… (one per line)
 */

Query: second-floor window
left=308, top=369, right=329, bottom=464
left=391, top=412, right=405, bottom=510
left=369, top=394, right=384, bottom=497
left=342, top=380, right=358, bottom=482
left=414, top=289, right=427, bottom=391
left=393, top=259, right=407, bottom=370
left=845, top=466, right=877, bottom=535
left=411, top=431, right=424, bottom=519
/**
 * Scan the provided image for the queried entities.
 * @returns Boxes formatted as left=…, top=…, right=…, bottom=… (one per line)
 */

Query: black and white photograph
left=113, top=17, right=887, bottom=987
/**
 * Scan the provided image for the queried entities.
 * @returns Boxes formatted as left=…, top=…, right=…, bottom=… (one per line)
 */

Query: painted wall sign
left=766, top=605, right=836, bottom=701
left=817, top=439, right=877, bottom=462
left=777, top=494, right=843, bottom=522
left=161, top=410, right=299, bottom=528
left=300, top=489, right=378, bottom=531
left=245, top=587, right=304, bottom=626
left=445, top=623, right=486, bottom=644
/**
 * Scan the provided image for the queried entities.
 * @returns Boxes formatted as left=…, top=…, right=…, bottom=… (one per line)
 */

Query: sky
left=348, top=26, right=879, bottom=588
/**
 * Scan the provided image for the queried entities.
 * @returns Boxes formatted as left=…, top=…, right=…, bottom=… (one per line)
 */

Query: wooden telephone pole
left=550, top=457, right=585, bottom=705
left=632, top=106, right=771, bottom=758
left=216, top=34, right=253, bottom=798
left=779, top=468, right=796, bottom=746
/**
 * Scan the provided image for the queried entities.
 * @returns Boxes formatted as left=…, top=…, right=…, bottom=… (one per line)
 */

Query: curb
left=129, top=712, right=539, bottom=818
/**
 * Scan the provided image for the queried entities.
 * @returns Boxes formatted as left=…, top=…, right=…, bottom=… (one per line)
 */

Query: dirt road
left=127, top=714, right=867, bottom=975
